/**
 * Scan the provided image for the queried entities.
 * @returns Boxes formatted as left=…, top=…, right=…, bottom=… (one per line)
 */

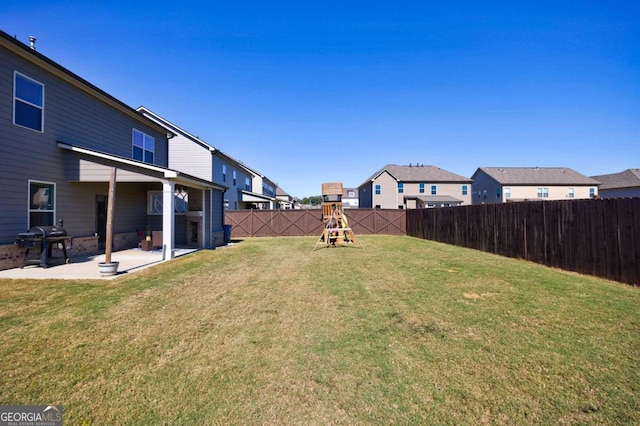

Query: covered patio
left=59, top=142, right=226, bottom=258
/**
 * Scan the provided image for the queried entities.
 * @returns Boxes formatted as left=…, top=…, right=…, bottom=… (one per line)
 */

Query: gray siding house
left=359, top=164, right=472, bottom=209
left=241, top=169, right=278, bottom=209
left=590, top=169, right=640, bottom=198
left=471, top=167, right=599, bottom=204
left=343, top=187, right=359, bottom=208
left=0, top=31, right=225, bottom=270
left=275, top=186, right=295, bottom=209
left=138, top=107, right=254, bottom=221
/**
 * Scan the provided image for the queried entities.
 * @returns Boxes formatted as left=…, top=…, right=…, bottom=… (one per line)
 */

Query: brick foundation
left=0, top=232, right=141, bottom=272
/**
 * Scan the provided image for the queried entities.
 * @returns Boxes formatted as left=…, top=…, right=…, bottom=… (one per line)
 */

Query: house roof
left=276, top=186, right=290, bottom=197
left=473, top=167, right=599, bottom=185
left=1, top=31, right=172, bottom=138
left=590, top=169, right=640, bottom=190
left=343, top=188, right=359, bottom=197
left=363, top=164, right=472, bottom=186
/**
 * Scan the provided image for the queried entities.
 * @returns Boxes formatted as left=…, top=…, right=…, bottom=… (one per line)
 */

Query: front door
left=96, top=195, right=107, bottom=250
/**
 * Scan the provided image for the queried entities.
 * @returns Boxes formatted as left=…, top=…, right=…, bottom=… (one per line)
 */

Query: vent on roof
left=29, top=35, right=36, bottom=50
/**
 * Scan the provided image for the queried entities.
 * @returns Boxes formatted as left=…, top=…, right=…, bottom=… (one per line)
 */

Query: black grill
left=15, top=226, right=71, bottom=268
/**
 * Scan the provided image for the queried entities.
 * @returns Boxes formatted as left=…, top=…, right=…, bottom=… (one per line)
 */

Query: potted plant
left=146, top=225, right=152, bottom=241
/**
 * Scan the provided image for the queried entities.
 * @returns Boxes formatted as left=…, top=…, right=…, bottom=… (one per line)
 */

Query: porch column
left=200, top=188, right=207, bottom=248
left=162, top=180, right=175, bottom=260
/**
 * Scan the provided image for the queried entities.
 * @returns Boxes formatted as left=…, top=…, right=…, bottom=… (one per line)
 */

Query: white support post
left=162, top=181, right=175, bottom=260
left=200, top=188, right=206, bottom=248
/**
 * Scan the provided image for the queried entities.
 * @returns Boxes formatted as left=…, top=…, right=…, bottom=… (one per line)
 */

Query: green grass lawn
left=0, top=236, right=638, bottom=425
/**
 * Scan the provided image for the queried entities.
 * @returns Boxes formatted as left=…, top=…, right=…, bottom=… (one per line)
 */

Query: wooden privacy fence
left=225, top=208, right=406, bottom=238
left=406, top=198, right=640, bottom=285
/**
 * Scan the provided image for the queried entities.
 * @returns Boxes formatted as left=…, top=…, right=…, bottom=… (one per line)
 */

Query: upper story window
left=14, top=72, right=44, bottom=132
left=222, top=164, right=227, bottom=182
left=29, top=180, right=55, bottom=227
left=233, top=170, right=237, bottom=186
left=505, top=187, right=511, bottom=199
left=462, top=185, right=468, bottom=195
left=262, top=182, right=275, bottom=197
left=589, top=187, right=596, bottom=198
left=245, top=177, right=251, bottom=191
left=132, top=129, right=154, bottom=164
left=568, top=187, right=575, bottom=198
left=431, top=185, right=437, bottom=195
left=375, top=184, right=381, bottom=195
left=537, top=187, right=549, bottom=198
left=397, top=182, right=404, bottom=193
left=496, top=188, right=501, bottom=199
left=348, top=191, right=355, bottom=197
left=419, top=183, right=425, bottom=193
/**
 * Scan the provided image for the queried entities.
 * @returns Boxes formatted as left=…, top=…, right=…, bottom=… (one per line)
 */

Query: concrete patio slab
left=0, top=248, right=199, bottom=280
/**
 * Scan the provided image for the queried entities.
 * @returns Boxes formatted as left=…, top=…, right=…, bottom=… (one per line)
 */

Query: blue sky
left=3, top=1, right=639, bottom=198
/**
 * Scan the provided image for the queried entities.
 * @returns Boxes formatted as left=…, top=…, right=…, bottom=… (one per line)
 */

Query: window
left=263, top=182, right=275, bottom=197
left=174, top=188, right=188, bottom=213
left=496, top=188, right=501, bottom=199
left=348, top=191, right=355, bottom=197
left=537, top=187, right=549, bottom=198
left=568, top=187, right=575, bottom=198
left=398, top=182, right=404, bottom=193
left=589, top=187, right=595, bottom=198
left=375, top=184, right=381, bottom=195
left=29, top=180, right=55, bottom=227
left=505, top=187, right=511, bottom=199
left=431, top=185, right=437, bottom=195
left=14, top=72, right=44, bottom=132
left=222, top=164, right=227, bottom=182
left=147, top=190, right=189, bottom=214
left=132, top=129, right=154, bottom=164
left=462, top=185, right=468, bottom=195
left=245, top=177, right=251, bottom=191
left=233, top=170, right=237, bottom=186
left=419, top=183, right=425, bottom=193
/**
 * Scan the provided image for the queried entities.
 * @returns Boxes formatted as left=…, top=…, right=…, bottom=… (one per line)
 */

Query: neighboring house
left=471, top=167, right=599, bottom=204
left=0, top=31, right=226, bottom=270
left=342, top=187, right=359, bottom=208
left=275, top=186, right=295, bottom=209
left=138, top=107, right=255, bottom=215
left=590, top=169, right=640, bottom=198
left=239, top=169, right=278, bottom=209
left=359, top=164, right=472, bottom=209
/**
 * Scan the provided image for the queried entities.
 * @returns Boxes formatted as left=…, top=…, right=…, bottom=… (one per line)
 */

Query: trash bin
left=223, top=224, right=232, bottom=244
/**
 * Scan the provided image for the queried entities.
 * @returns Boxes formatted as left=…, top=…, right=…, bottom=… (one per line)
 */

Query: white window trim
left=14, top=71, right=45, bottom=133
left=147, top=190, right=188, bottom=215
left=132, top=129, right=155, bottom=164
left=28, top=179, right=56, bottom=228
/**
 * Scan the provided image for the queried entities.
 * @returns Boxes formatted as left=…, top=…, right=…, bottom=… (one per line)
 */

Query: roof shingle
left=363, top=164, right=471, bottom=185
left=474, top=167, right=599, bottom=185
left=590, top=169, right=640, bottom=190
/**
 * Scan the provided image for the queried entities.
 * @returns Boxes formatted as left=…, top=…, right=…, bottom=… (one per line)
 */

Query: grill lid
left=20, top=226, right=68, bottom=239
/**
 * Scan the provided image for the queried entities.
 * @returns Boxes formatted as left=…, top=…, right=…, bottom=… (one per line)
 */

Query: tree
left=302, top=195, right=322, bottom=206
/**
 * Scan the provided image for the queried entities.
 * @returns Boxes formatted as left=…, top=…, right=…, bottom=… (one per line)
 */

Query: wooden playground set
left=314, top=182, right=364, bottom=251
